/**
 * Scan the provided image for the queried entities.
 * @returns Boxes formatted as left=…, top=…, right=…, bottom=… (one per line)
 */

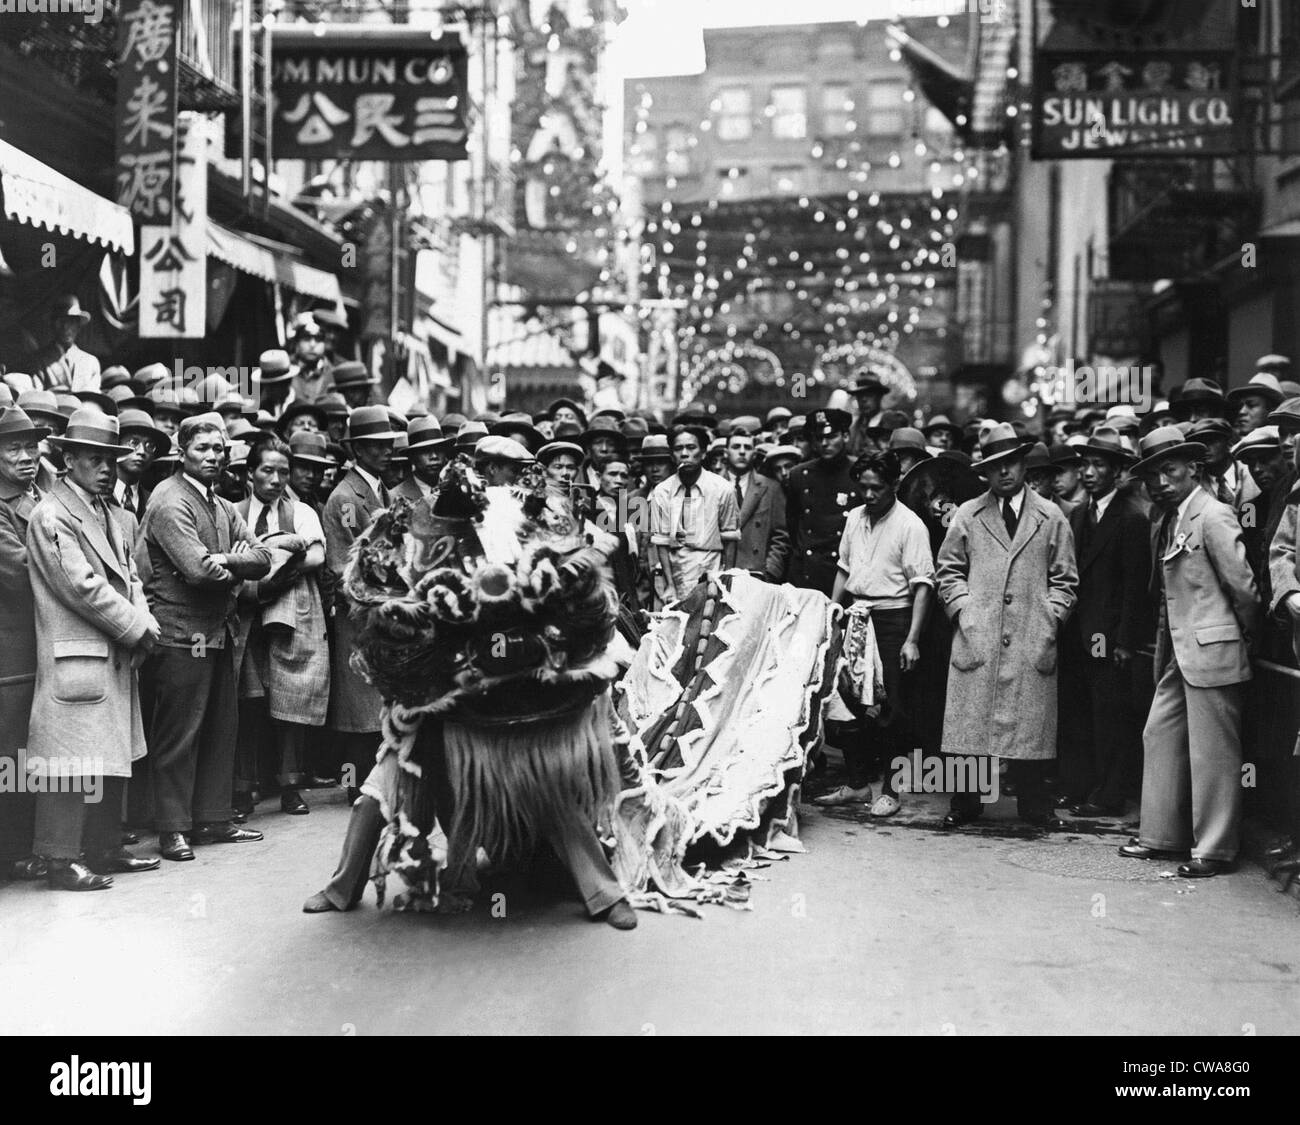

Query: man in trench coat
left=26, top=409, right=161, bottom=890
left=936, top=423, right=1079, bottom=828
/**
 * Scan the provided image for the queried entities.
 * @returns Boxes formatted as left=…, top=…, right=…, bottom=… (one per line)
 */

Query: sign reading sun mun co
left=269, top=27, right=470, bottom=162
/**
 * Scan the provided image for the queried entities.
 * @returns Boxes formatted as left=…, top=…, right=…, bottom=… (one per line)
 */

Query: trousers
left=33, top=778, right=125, bottom=860
left=147, top=644, right=238, bottom=832
left=1139, top=659, right=1244, bottom=862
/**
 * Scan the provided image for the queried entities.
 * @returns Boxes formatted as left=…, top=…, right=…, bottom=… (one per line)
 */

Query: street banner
left=139, top=113, right=208, bottom=339
left=1033, top=50, right=1237, bottom=159
left=269, top=27, right=470, bottom=162
left=114, top=0, right=179, bottom=219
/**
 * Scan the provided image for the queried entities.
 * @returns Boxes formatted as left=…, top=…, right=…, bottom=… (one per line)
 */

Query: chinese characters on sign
left=1033, top=52, right=1236, bottom=159
left=140, top=113, right=207, bottom=339
left=269, top=29, right=470, bottom=162
left=114, top=0, right=178, bottom=218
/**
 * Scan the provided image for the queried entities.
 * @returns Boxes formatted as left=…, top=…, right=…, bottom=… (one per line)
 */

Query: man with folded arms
left=138, top=413, right=272, bottom=861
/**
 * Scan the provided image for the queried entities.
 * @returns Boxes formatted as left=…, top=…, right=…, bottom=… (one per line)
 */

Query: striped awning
left=0, top=138, right=134, bottom=253
left=207, top=222, right=342, bottom=304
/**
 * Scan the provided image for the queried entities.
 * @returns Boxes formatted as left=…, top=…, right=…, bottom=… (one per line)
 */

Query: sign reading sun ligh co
left=1033, top=51, right=1237, bottom=159
left=269, top=27, right=469, bottom=162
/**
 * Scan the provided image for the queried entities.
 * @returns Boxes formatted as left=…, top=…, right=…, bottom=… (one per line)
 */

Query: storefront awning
left=207, top=222, right=342, bottom=304
left=0, top=138, right=134, bottom=253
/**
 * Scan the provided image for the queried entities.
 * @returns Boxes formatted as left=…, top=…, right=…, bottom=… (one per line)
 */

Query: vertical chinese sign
left=139, top=114, right=208, bottom=339
left=115, top=0, right=179, bottom=219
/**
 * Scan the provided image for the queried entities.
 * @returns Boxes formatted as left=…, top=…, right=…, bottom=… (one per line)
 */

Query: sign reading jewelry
left=1033, top=51, right=1237, bottom=159
left=269, top=27, right=469, bottom=162
left=114, top=0, right=179, bottom=219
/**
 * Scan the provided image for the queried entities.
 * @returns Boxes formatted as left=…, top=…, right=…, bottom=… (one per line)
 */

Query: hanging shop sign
left=139, top=113, right=207, bottom=339
left=269, top=27, right=470, bottom=162
left=1033, top=50, right=1237, bottom=159
left=114, top=0, right=179, bottom=220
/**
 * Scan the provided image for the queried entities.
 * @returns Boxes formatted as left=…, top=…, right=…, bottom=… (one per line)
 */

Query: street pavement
left=2, top=773, right=1298, bottom=1036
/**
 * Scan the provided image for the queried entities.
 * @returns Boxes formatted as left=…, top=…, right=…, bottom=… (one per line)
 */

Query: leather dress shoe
left=46, top=858, right=112, bottom=891
left=1178, top=858, right=1234, bottom=879
left=302, top=891, right=340, bottom=913
left=85, top=847, right=161, bottom=875
left=120, top=829, right=139, bottom=846
left=943, top=809, right=982, bottom=828
left=1118, top=839, right=1185, bottom=860
left=1068, top=802, right=1125, bottom=819
left=280, top=788, right=309, bottom=815
left=233, top=792, right=256, bottom=818
left=160, top=832, right=194, bottom=861
left=1264, top=840, right=1296, bottom=860
left=192, top=822, right=263, bottom=845
left=7, top=855, right=48, bottom=881
left=595, top=900, right=638, bottom=930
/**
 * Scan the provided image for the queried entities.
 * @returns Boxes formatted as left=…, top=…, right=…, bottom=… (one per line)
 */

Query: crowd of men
left=1, top=300, right=1299, bottom=893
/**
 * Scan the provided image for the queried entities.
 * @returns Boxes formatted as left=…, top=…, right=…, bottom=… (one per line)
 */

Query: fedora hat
left=314, top=392, right=351, bottom=419
left=330, top=360, right=377, bottom=390
left=899, top=448, right=984, bottom=505
left=50, top=294, right=90, bottom=323
left=1080, top=426, right=1138, bottom=464
left=537, top=440, right=586, bottom=466
left=106, top=384, right=155, bottom=414
left=620, top=416, right=650, bottom=448
left=0, top=406, right=50, bottom=445
left=1185, top=416, right=1233, bottom=443
left=580, top=415, right=628, bottom=451
left=100, top=365, right=132, bottom=392
left=866, top=409, right=912, bottom=438
left=345, top=405, right=402, bottom=443
left=1280, top=381, right=1300, bottom=399
left=74, top=389, right=117, bottom=415
left=1023, top=442, right=1054, bottom=473
left=440, top=412, right=467, bottom=434
left=974, top=422, right=1035, bottom=470
left=48, top=407, right=132, bottom=455
left=635, top=433, right=673, bottom=463
left=116, top=408, right=171, bottom=457
left=275, top=400, right=329, bottom=437
left=589, top=406, right=627, bottom=425
left=1226, top=372, right=1284, bottom=408
left=226, top=417, right=263, bottom=442
left=1170, top=377, right=1226, bottom=419
left=1048, top=442, right=1083, bottom=466
left=922, top=414, right=963, bottom=444
left=455, top=420, right=489, bottom=449
left=490, top=411, right=545, bottom=452
left=17, top=390, right=64, bottom=429
left=389, top=432, right=410, bottom=462
left=257, top=349, right=293, bottom=385
left=149, top=387, right=202, bottom=418
left=132, top=362, right=171, bottom=393
left=887, top=427, right=931, bottom=456
left=311, top=307, right=348, bottom=331
left=1256, top=354, right=1291, bottom=376
left=1131, top=425, right=1208, bottom=475
left=407, top=416, right=455, bottom=456
left=288, top=430, right=337, bottom=466
left=0, top=385, right=12, bottom=410
left=847, top=371, right=887, bottom=396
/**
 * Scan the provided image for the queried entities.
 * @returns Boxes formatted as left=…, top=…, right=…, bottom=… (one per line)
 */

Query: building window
left=769, top=165, right=804, bottom=195
left=770, top=85, right=807, bottom=139
left=822, top=83, right=854, bottom=136
left=716, top=87, right=752, bottom=141
left=664, top=123, right=691, bottom=175
left=867, top=80, right=906, bottom=137
left=716, top=166, right=748, bottom=196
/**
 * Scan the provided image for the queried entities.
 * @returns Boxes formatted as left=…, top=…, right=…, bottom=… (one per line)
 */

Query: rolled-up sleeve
left=902, top=518, right=936, bottom=589
left=718, top=484, right=740, bottom=543
left=649, top=484, right=671, bottom=547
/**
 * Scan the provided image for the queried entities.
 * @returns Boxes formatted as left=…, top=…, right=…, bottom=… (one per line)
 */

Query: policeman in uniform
left=785, top=408, right=860, bottom=597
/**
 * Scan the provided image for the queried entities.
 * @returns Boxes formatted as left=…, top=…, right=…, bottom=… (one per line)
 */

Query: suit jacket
left=26, top=481, right=156, bottom=778
left=1067, top=491, right=1153, bottom=656
left=936, top=488, right=1078, bottom=760
left=1152, top=488, right=1258, bottom=688
left=1268, top=480, right=1300, bottom=617
left=389, top=474, right=429, bottom=506
left=733, top=472, right=790, bottom=581
left=138, top=474, right=272, bottom=649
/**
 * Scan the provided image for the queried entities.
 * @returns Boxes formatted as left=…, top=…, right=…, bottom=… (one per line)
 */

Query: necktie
left=734, top=475, right=744, bottom=513
left=254, top=503, right=270, bottom=538
left=123, top=485, right=136, bottom=517
left=1002, top=497, right=1018, bottom=540
left=1215, top=475, right=1233, bottom=506
left=379, top=482, right=390, bottom=507
left=1087, top=498, right=1099, bottom=530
